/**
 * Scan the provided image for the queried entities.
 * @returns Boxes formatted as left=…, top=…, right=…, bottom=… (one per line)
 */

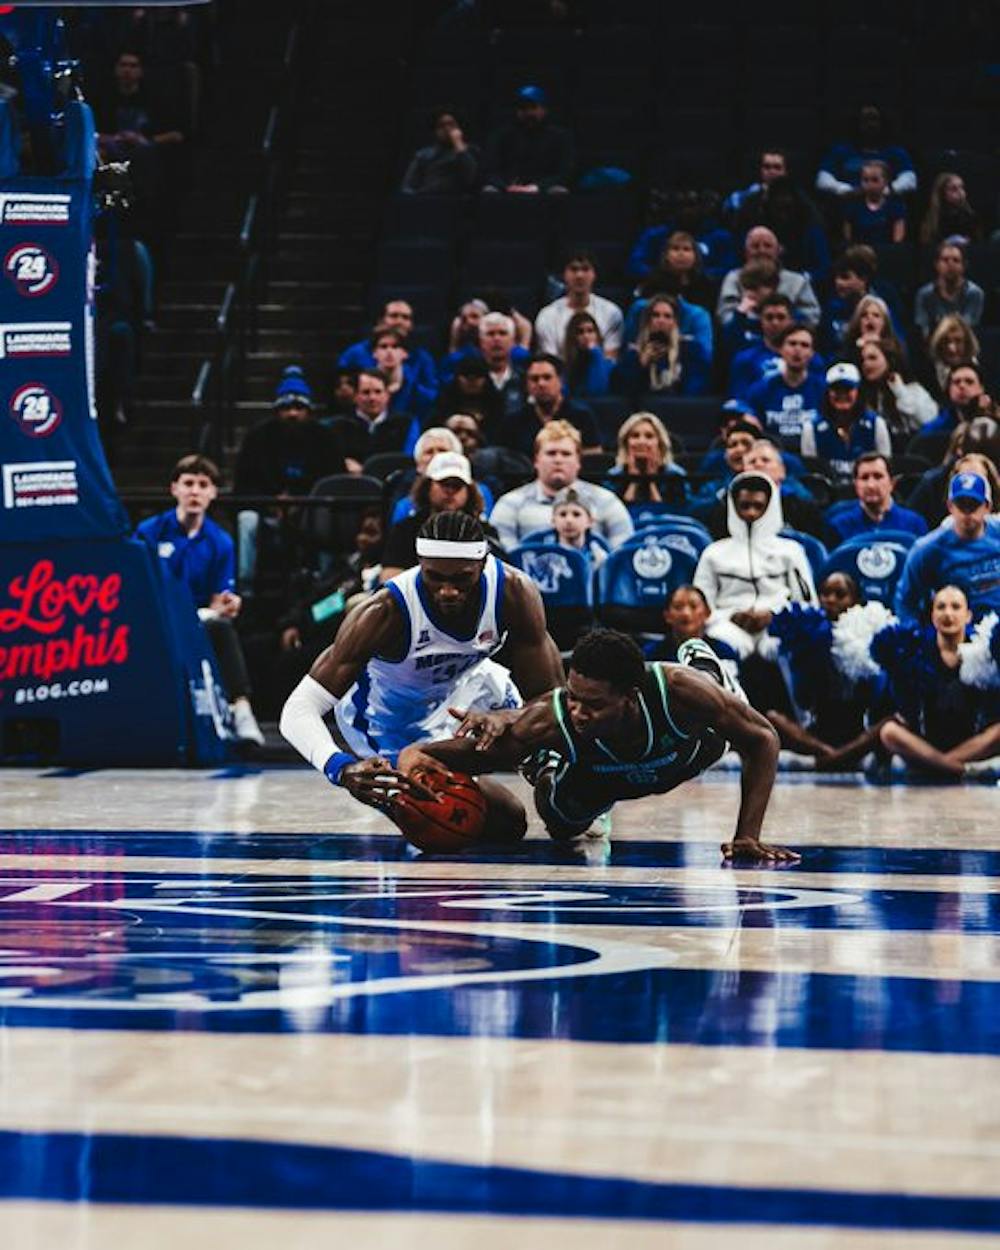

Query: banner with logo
left=0, top=539, right=230, bottom=766
left=0, top=175, right=127, bottom=543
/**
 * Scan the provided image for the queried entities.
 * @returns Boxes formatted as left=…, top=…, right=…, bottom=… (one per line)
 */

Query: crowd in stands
left=133, top=10, right=1000, bottom=769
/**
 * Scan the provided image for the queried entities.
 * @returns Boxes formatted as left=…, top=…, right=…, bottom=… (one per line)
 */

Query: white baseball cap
left=426, top=451, right=472, bottom=484
left=826, top=361, right=861, bottom=387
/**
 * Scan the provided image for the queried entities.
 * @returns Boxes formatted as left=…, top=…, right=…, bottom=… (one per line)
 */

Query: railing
left=189, top=8, right=307, bottom=463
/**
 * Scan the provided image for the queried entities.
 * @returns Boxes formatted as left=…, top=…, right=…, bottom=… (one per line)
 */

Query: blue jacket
left=895, top=517, right=1000, bottom=623
left=826, top=501, right=928, bottom=545
left=730, top=343, right=825, bottom=400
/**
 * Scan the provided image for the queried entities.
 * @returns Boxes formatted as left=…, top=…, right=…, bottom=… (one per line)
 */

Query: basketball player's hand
left=397, top=745, right=454, bottom=787
left=449, top=707, right=515, bottom=750
left=342, top=758, right=436, bottom=808
left=721, top=837, right=800, bottom=865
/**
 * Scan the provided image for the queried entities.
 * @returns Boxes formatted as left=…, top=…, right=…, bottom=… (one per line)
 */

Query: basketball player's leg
left=532, top=759, right=613, bottom=842
left=477, top=777, right=528, bottom=843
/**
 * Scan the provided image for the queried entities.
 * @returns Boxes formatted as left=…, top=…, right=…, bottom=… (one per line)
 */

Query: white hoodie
left=694, top=472, right=817, bottom=655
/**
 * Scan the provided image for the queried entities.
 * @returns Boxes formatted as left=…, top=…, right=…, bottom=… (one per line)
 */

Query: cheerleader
left=766, top=571, right=893, bottom=768
left=873, top=586, right=1000, bottom=777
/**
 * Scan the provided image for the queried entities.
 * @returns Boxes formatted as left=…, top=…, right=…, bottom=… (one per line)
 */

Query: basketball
left=392, top=769, right=487, bottom=853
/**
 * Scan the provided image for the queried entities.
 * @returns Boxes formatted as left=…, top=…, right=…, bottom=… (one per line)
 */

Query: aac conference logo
left=9, top=382, right=63, bottom=438
left=3, top=243, right=59, bottom=297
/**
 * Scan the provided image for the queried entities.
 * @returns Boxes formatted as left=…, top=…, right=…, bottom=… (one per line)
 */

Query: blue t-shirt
left=134, top=511, right=235, bottom=609
left=895, top=518, right=1000, bottom=623
left=826, top=501, right=928, bottom=544
left=842, top=196, right=906, bottom=248
left=747, top=372, right=826, bottom=450
left=730, top=344, right=826, bottom=400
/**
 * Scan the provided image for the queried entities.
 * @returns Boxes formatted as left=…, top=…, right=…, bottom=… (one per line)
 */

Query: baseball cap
left=426, top=452, right=472, bottom=485
left=274, top=365, right=313, bottom=409
left=826, top=362, right=861, bottom=388
left=515, top=84, right=547, bottom=106
left=949, top=471, right=991, bottom=506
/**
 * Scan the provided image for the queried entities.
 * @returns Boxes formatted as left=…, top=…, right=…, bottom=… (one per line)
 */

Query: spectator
left=478, top=287, right=534, bottom=349
left=646, top=584, right=741, bottom=671
left=875, top=585, right=1000, bottom=778
left=746, top=323, right=825, bottom=450
left=474, top=311, right=530, bottom=416
left=907, top=419, right=1000, bottom=528
left=816, top=103, right=917, bottom=198
left=338, top=299, right=437, bottom=393
left=445, top=411, right=487, bottom=458
left=730, top=293, right=826, bottom=399
left=740, top=438, right=827, bottom=541
left=766, top=572, right=891, bottom=767
left=629, top=188, right=738, bottom=284
left=857, top=339, right=938, bottom=439
left=551, top=488, right=607, bottom=568
left=497, top=354, right=602, bottom=457
left=440, top=297, right=532, bottom=384
left=914, top=242, right=985, bottom=340
left=724, top=149, right=792, bottom=220
left=380, top=452, right=499, bottom=580
left=843, top=294, right=909, bottom=367
left=606, top=411, right=686, bottom=506
left=926, top=315, right=980, bottom=397
left=370, top=326, right=437, bottom=420
left=842, top=160, right=906, bottom=248
left=401, top=106, right=478, bottom=194
left=895, top=471, right=1000, bottom=623
left=534, top=251, right=624, bottom=360
left=446, top=299, right=489, bottom=358
left=690, top=419, right=763, bottom=519
left=694, top=471, right=817, bottom=658
left=614, top=294, right=711, bottom=399
left=716, top=226, right=821, bottom=330
left=136, top=455, right=264, bottom=745
left=717, top=261, right=780, bottom=357
left=482, top=84, right=574, bottom=194
left=636, top=230, right=716, bottom=312
left=800, top=363, right=892, bottom=483
left=490, top=420, right=633, bottom=549
left=331, top=368, right=419, bottom=470
left=387, top=426, right=475, bottom=524
left=433, top=355, right=497, bottom=425
left=919, top=172, right=981, bottom=246
left=915, top=362, right=995, bottom=453
left=328, top=369, right=358, bottom=419
left=735, top=175, right=831, bottom=285
left=564, top=311, right=615, bottom=398
left=825, top=452, right=929, bottom=544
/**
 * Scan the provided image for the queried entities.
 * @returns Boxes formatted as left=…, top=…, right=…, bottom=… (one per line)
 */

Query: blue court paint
left=0, top=1129, right=996, bottom=1232
left=4, top=830, right=1000, bottom=877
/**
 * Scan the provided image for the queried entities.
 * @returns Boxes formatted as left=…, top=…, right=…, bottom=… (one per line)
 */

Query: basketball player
left=397, top=628, right=799, bottom=864
left=279, top=511, right=564, bottom=835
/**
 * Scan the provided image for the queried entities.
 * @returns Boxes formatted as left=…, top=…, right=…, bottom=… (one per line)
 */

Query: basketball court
left=1, top=765, right=998, bottom=1246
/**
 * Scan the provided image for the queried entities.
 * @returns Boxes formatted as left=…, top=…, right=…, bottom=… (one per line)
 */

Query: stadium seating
left=821, top=530, right=919, bottom=605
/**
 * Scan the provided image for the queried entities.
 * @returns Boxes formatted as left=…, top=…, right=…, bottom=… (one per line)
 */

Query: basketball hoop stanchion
left=0, top=92, right=231, bottom=766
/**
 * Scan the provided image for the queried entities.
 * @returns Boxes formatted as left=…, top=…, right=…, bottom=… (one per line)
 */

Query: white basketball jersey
left=336, top=555, right=510, bottom=753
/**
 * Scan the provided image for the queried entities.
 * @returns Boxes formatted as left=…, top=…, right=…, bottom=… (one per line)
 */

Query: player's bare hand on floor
left=341, top=757, right=438, bottom=808
left=721, top=838, right=801, bottom=865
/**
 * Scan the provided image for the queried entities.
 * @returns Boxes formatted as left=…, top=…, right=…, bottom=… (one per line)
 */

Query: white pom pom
left=959, top=612, right=1000, bottom=690
left=831, top=602, right=897, bottom=682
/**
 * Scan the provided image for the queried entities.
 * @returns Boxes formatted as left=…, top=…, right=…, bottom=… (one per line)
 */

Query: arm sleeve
left=889, top=377, right=939, bottom=426
left=601, top=495, right=635, bottom=547
left=789, top=546, right=817, bottom=604
left=533, top=306, right=559, bottom=356
left=602, top=305, right=624, bottom=355
left=894, top=544, right=930, bottom=624
left=816, top=170, right=853, bottom=196
left=873, top=416, right=892, bottom=457
left=693, top=550, right=723, bottom=613
left=967, top=285, right=985, bottom=327
left=792, top=276, right=821, bottom=328
left=715, top=272, right=741, bottom=325
left=279, top=674, right=340, bottom=771
left=489, top=492, right=520, bottom=550
left=216, top=532, right=236, bottom=595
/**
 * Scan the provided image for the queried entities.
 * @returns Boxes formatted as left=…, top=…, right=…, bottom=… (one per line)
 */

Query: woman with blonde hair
left=844, top=293, right=907, bottom=363
left=607, top=410, right=686, bottom=504
left=927, top=314, right=980, bottom=395
left=614, top=294, right=710, bottom=399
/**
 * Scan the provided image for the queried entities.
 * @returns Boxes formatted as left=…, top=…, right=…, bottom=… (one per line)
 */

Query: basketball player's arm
left=400, top=699, right=562, bottom=777
left=279, top=592, right=431, bottom=803
left=666, top=666, right=799, bottom=865
left=450, top=571, right=565, bottom=749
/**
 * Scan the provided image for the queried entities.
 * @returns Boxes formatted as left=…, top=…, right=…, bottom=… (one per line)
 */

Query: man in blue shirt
left=895, top=472, right=1000, bottom=623
left=337, top=298, right=437, bottom=394
left=730, top=294, right=825, bottom=398
left=746, top=323, right=825, bottom=451
left=825, top=452, right=929, bottom=545
left=135, top=455, right=264, bottom=745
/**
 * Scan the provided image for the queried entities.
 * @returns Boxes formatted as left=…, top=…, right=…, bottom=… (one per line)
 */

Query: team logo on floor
left=9, top=382, right=62, bottom=438
left=4, top=244, right=59, bottom=297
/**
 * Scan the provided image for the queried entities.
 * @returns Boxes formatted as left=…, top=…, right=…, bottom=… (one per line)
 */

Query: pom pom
left=830, top=602, right=896, bottom=682
left=959, top=612, right=1000, bottom=690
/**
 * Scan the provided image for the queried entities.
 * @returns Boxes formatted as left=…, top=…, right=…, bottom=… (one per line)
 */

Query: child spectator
left=800, top=363, right=891, bottom=484
left=614, top=294, right=710, bottom=399
left=563, top=311, right=615, bottom=398
left=551, top=488, right=607, bottom=568
left=646, top=585, right=740, bottom=670
left=914, top=242, right=984, bottom=340
left=842, top=160, right=906, bottom=248
left=919, top=172, right=981, bottom=246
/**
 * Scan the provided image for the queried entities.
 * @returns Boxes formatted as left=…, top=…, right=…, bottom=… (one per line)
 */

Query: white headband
left=416, top=538, right=488, bottom=560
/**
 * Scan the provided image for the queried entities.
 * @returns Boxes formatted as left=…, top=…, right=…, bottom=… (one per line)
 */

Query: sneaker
left=963, top=756, right=1000, bottom=780
left=231, top=700, right=265, bottom=746
left=676, top=638, right=747, bottom=702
